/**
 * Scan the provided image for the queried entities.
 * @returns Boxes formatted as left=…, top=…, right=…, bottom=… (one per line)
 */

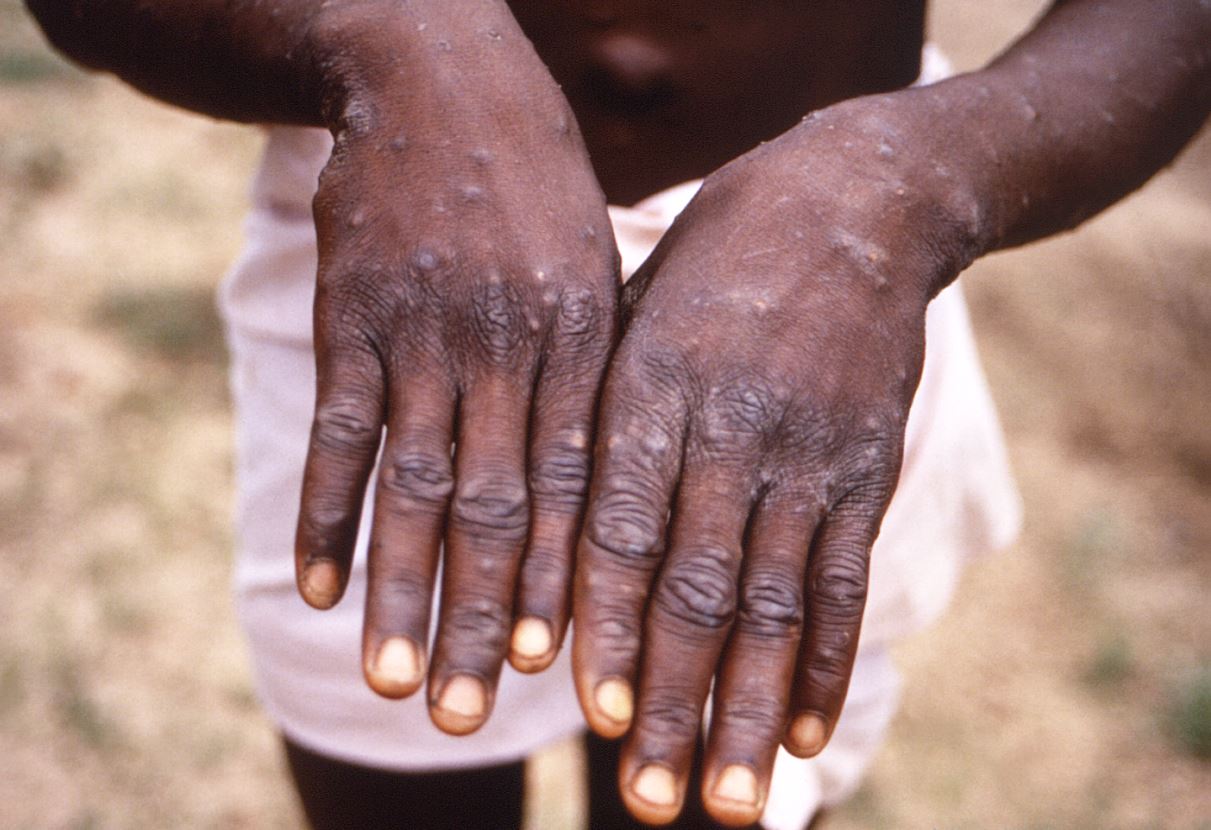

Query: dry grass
left=1, top=0, right=1208, bottom=827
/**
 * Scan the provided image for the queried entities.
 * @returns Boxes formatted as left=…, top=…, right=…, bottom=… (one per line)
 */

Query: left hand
left=571, top=94, right=979, bottom=826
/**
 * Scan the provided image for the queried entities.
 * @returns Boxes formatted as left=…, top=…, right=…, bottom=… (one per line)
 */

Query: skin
left=26, top=0, right=1211, bottom=825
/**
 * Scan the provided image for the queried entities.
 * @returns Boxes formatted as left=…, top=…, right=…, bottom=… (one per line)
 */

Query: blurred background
left=1, top=0, right=1208, bottom=827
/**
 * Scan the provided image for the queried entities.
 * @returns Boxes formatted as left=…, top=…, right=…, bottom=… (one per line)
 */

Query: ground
left=0, top=1, right=1208, bottom=827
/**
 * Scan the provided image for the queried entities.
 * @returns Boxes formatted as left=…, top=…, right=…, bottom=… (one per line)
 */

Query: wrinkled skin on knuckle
left=312, top=393, right=382, bottom=457
left=554, top=286, right=611, bottom=346
left=654, top=548, right=738, bottom=632
left=517, top=547, right=567, bottom=593
left=585, top=602, right=643, bottom=661
left=770, top=399, right=848, bottom=467
left=530, top=443, right=591, bottom=511
left=442, top=595, right=511, bottom=657
left=716, top=692, right=789, bottom=736
left=610, top=340, right=692, bottom=407
left=808, top=551, right=869, bottom=625
left=688, top=375, right=789, bottom=467
left=586, top=489, right=665, bottom=564
left=322, top=278, right=397, bottom=343
left=636, top=684, right=704, bottom=743
left=738, top=568, right=804, bottom=637
left=370, top=565, right=432, bottom=611
left=715, top=378, right=785, bottom=434
left=465, top=278, right=529, bottom=367
left=450, top=473, right=529, bottom=544
left=378, top=449, right=454, bottom=514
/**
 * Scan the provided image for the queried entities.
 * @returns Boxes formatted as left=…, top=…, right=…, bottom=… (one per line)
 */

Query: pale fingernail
left=511, top=617, right=553, bottom=659
left=300, top=560, right=342, bottom=609
left=437, top=674, right=487, bottom=719
left=366, top=636, right=424, bottom=697
left=712, top=764, right=759, bottom=806
left=594, top=677, right=634, bottom=724
left=788, top=713, right=829, bottom=756
left=631, top=764, right=677, bottom=807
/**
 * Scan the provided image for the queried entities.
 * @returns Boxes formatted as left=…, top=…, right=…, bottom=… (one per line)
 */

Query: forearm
left=24, top=0, right=534, bottom=127
left=937, top=0, right=1211, bottom=260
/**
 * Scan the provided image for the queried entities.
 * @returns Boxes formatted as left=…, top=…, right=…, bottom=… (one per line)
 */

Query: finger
left=428, top=375, right=532, bottom=735
left=511, top=287, right=613, bottom=673
left=701, top=494, right=819, bottom=826
left=784, top=498, right=884, bottom=758
left=361, top=370, right=456, bottom=699
left=572, top=376, right=686, bottom=740
left=295, top=336, right=385, bottom=610
left=619, top=467, right=754, bottom=826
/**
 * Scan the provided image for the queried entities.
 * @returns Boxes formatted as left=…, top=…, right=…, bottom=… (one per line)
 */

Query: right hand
left=292, top=6, right=620, bottom=736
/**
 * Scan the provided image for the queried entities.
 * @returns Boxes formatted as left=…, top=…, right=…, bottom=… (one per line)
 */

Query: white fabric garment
left=219, top=44, right=1020, bottom=828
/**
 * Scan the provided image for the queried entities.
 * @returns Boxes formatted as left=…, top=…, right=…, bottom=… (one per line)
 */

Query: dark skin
left=26, top=0, right=1211, bottom=825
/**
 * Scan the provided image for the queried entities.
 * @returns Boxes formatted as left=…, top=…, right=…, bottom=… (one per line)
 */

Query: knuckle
left=632, top=344, right=692, bottom=399
left=468, top=278, right=527, bottom=363
left=318, top=271, right=398, bottom=338
left=709, top=379, right=784, bottom=437
left=586, top=603, right=642, bottom=660
left=637, top=685, right=703, bottom=741
left=738, top=569, right=804, bottom=636
left=518, top=548, right=568, bottom=597
left=371, top=565, right=430, bottom=609
left=312, top=396, right=382, bottom=456
left=776, top=404, right=845, bottom=461
left=801, top=632, right=854, bottom=695
left=443, top=595, right=510, bottom=654
left=555, top=287, right=609, bottom=343
left=655, top=548, right=738, bottom=631
left=586, top=492, right=665, bottom=563
left=450, top=473, right=529, bottom=543
left=809, top=553, right=869, bottom=620
left=717, top=694, right=787, bottom=735
left=379, top=450, right=454, bottom=512
left=530, top=443, right=590, bottom=509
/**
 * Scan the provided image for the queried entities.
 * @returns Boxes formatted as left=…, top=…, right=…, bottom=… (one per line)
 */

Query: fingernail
left=712, top=764, right=759, bottom=807
left=367, top=636, right=424, bottom=697
left=788, top=713, right=829, bottom=756
left=436, top=674, right=487, bottom=722
left=511, top=617, right=553, bottom=660
left=594, top=677, right=634, bottom=725
left=300, top=560, right=342, bottom=609
left=631, top=764, right=677, bottom=807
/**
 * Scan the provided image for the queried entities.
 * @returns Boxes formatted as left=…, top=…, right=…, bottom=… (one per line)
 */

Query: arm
left=907, top=0, right=1211, bottom=265
left=23, top=0, right=539, bottom=126
left=29, top=0, right=620, bottom=734
left=572, top=1, right=1210, bottom=825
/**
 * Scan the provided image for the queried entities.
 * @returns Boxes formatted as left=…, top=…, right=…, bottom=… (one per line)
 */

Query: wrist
left=775, top=90, right=994, bottom=302
left=302, top=0, right=559, bottom=139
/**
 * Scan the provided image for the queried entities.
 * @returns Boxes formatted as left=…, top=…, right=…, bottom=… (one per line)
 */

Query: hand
left=292, top=8, right=619, bottom=735
left=572, top=95, right=978, bottom=824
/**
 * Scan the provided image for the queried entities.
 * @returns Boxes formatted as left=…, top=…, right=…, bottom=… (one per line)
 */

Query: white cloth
left=219, top=44, right=1019, bottom=828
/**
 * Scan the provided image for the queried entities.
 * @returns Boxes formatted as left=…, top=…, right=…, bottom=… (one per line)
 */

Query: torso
left=506, top=0, right=927, bottom=203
